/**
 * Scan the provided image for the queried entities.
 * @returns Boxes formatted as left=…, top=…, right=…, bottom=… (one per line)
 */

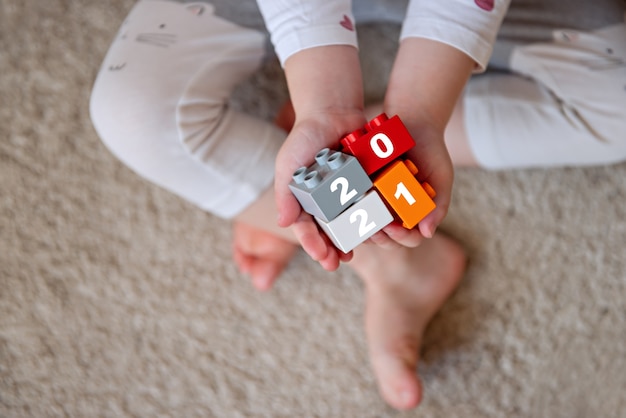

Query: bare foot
left=348, top=234, right=467, bottom=410
left=232, top=221, right=298, bottom=291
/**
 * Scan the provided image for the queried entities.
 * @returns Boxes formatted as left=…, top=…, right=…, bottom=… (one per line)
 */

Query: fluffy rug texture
left=1, top=1, right=625, bottom=417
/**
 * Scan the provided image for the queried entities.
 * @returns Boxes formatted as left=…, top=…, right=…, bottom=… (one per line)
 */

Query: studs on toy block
left=315, top=190, right=394, bottom=253
left=289, top=148, right=373, bottom=222
left=373, top=160, right=436, bottom=229
left=340, top=113, right=416, bottom=175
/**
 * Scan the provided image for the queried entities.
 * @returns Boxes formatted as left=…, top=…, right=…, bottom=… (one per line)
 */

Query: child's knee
left=89, top=66, right=283, bottom=219
left=90, top=0, right=268, bottom=172
left=89, top=74, right=166, bottom=173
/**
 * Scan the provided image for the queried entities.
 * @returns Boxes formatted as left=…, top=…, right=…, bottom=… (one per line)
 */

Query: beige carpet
left=2, top=1, right=626, bottom=417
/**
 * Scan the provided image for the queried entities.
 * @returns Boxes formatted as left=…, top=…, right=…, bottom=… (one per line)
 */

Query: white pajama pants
left=90, top=0, right=626, bottom=219
left=466, top=22, right=626, bottom=169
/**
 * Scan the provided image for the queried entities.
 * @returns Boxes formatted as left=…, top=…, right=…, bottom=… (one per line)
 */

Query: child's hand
left=402, top=120, right=454, bottom=239
left=379, top=37, right=476, bottom=241
left=364, top=121, right=453, bottom=250
left=275, top=109, right=366, bottom=269
left=275, top=45, right=366, bottom=269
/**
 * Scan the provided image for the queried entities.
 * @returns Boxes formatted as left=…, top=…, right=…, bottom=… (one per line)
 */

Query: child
left=90, top=0, right=626, bottom=410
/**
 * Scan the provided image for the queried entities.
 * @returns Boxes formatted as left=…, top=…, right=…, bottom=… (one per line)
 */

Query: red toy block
left=373, top=160, right=436, bottom=229
left=340, top=113, right=415, bottom=175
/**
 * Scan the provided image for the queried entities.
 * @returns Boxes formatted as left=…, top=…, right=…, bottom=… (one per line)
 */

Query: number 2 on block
left=330, top=177, right=357, bottom=205
left=349, top=209, right=376, bottom=237
left=394, top=182, right=416, bottom=205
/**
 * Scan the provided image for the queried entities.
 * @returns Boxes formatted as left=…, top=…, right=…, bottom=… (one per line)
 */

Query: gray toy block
left=288, top=148, right=373, bottom=222
left=315, top=190, right=393, bottom=253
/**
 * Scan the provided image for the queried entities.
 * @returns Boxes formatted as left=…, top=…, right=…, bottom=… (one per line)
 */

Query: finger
left=406, top=139, right=453, bottom=238
left=274, top=126, right=325, bottom=228
left=338, top=250, right=353, bottom=263
left=274, top=171, right=305, bottom=228
left=368, top=230, right=403, bottom=250
left=318, top=248, right=341, bottom=271
left=383, top=223, right=424, bottom=248
left=318, top=234, right=351, bottom=270
left=291, top=212, right=332, bottom=262
left=418, top=190, right=450, bottom=238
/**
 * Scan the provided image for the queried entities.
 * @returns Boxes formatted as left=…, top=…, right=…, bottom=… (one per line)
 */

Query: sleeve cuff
left=400, top=0, right=510, bottom=73
left=400, top=18, right=494, bottom=72
left=273, top=24, right=359, bottom=66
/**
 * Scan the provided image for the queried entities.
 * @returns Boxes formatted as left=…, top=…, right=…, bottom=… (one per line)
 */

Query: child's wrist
left=383, top=104, right=446, bottom=141
left=284, top=45, right=364, bottom=116
left=384, top=37, right=474, bottom=134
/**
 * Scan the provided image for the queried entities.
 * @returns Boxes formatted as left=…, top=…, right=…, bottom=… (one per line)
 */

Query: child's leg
left=444, top=99, right=480, bottom=167
left=90, top=0, right=299, bottom=288
left=349, top=235, right=466, bottom=410
left=236, top=176, right=468, bottom=410
left=464, top=3, right=626, bottom=169
left=90, top=0, right=284, bottom=220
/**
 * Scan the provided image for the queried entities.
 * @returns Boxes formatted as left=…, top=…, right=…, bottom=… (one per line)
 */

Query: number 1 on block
left=373, top=160, right=436, bottom=229
left=394, top=182, right=417, bottom=206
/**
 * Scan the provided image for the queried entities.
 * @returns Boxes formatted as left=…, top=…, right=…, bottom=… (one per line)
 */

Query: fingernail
left=423, top=224, right=436, bottom=238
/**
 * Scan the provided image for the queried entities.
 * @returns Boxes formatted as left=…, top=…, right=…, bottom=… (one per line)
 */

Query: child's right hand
left=272, top=45, right=367, bottom=269
left=274, top=108, right=367, bottom=270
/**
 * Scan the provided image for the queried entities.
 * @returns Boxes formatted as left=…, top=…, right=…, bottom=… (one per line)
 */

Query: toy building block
left=373, top=160, right=436, bottom=229
left=315, top=190, right=394, bottom=253
left=289, top=148, right=373, bottom=222
left=340, top=113, right=415, bottom=175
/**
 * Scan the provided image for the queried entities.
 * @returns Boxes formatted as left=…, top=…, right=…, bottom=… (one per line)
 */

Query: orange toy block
left=373, top=160, right=436, bottom=229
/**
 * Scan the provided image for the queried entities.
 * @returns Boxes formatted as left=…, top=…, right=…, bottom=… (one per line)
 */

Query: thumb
left=274, top=166, right=303, bottom=227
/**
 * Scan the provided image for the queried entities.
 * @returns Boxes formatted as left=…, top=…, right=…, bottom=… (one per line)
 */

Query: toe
left=371, top=341, right=423, bottom=410
left=232, top=246, right=252, bottom=275
left=250, top=259, right=282, bottom=292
